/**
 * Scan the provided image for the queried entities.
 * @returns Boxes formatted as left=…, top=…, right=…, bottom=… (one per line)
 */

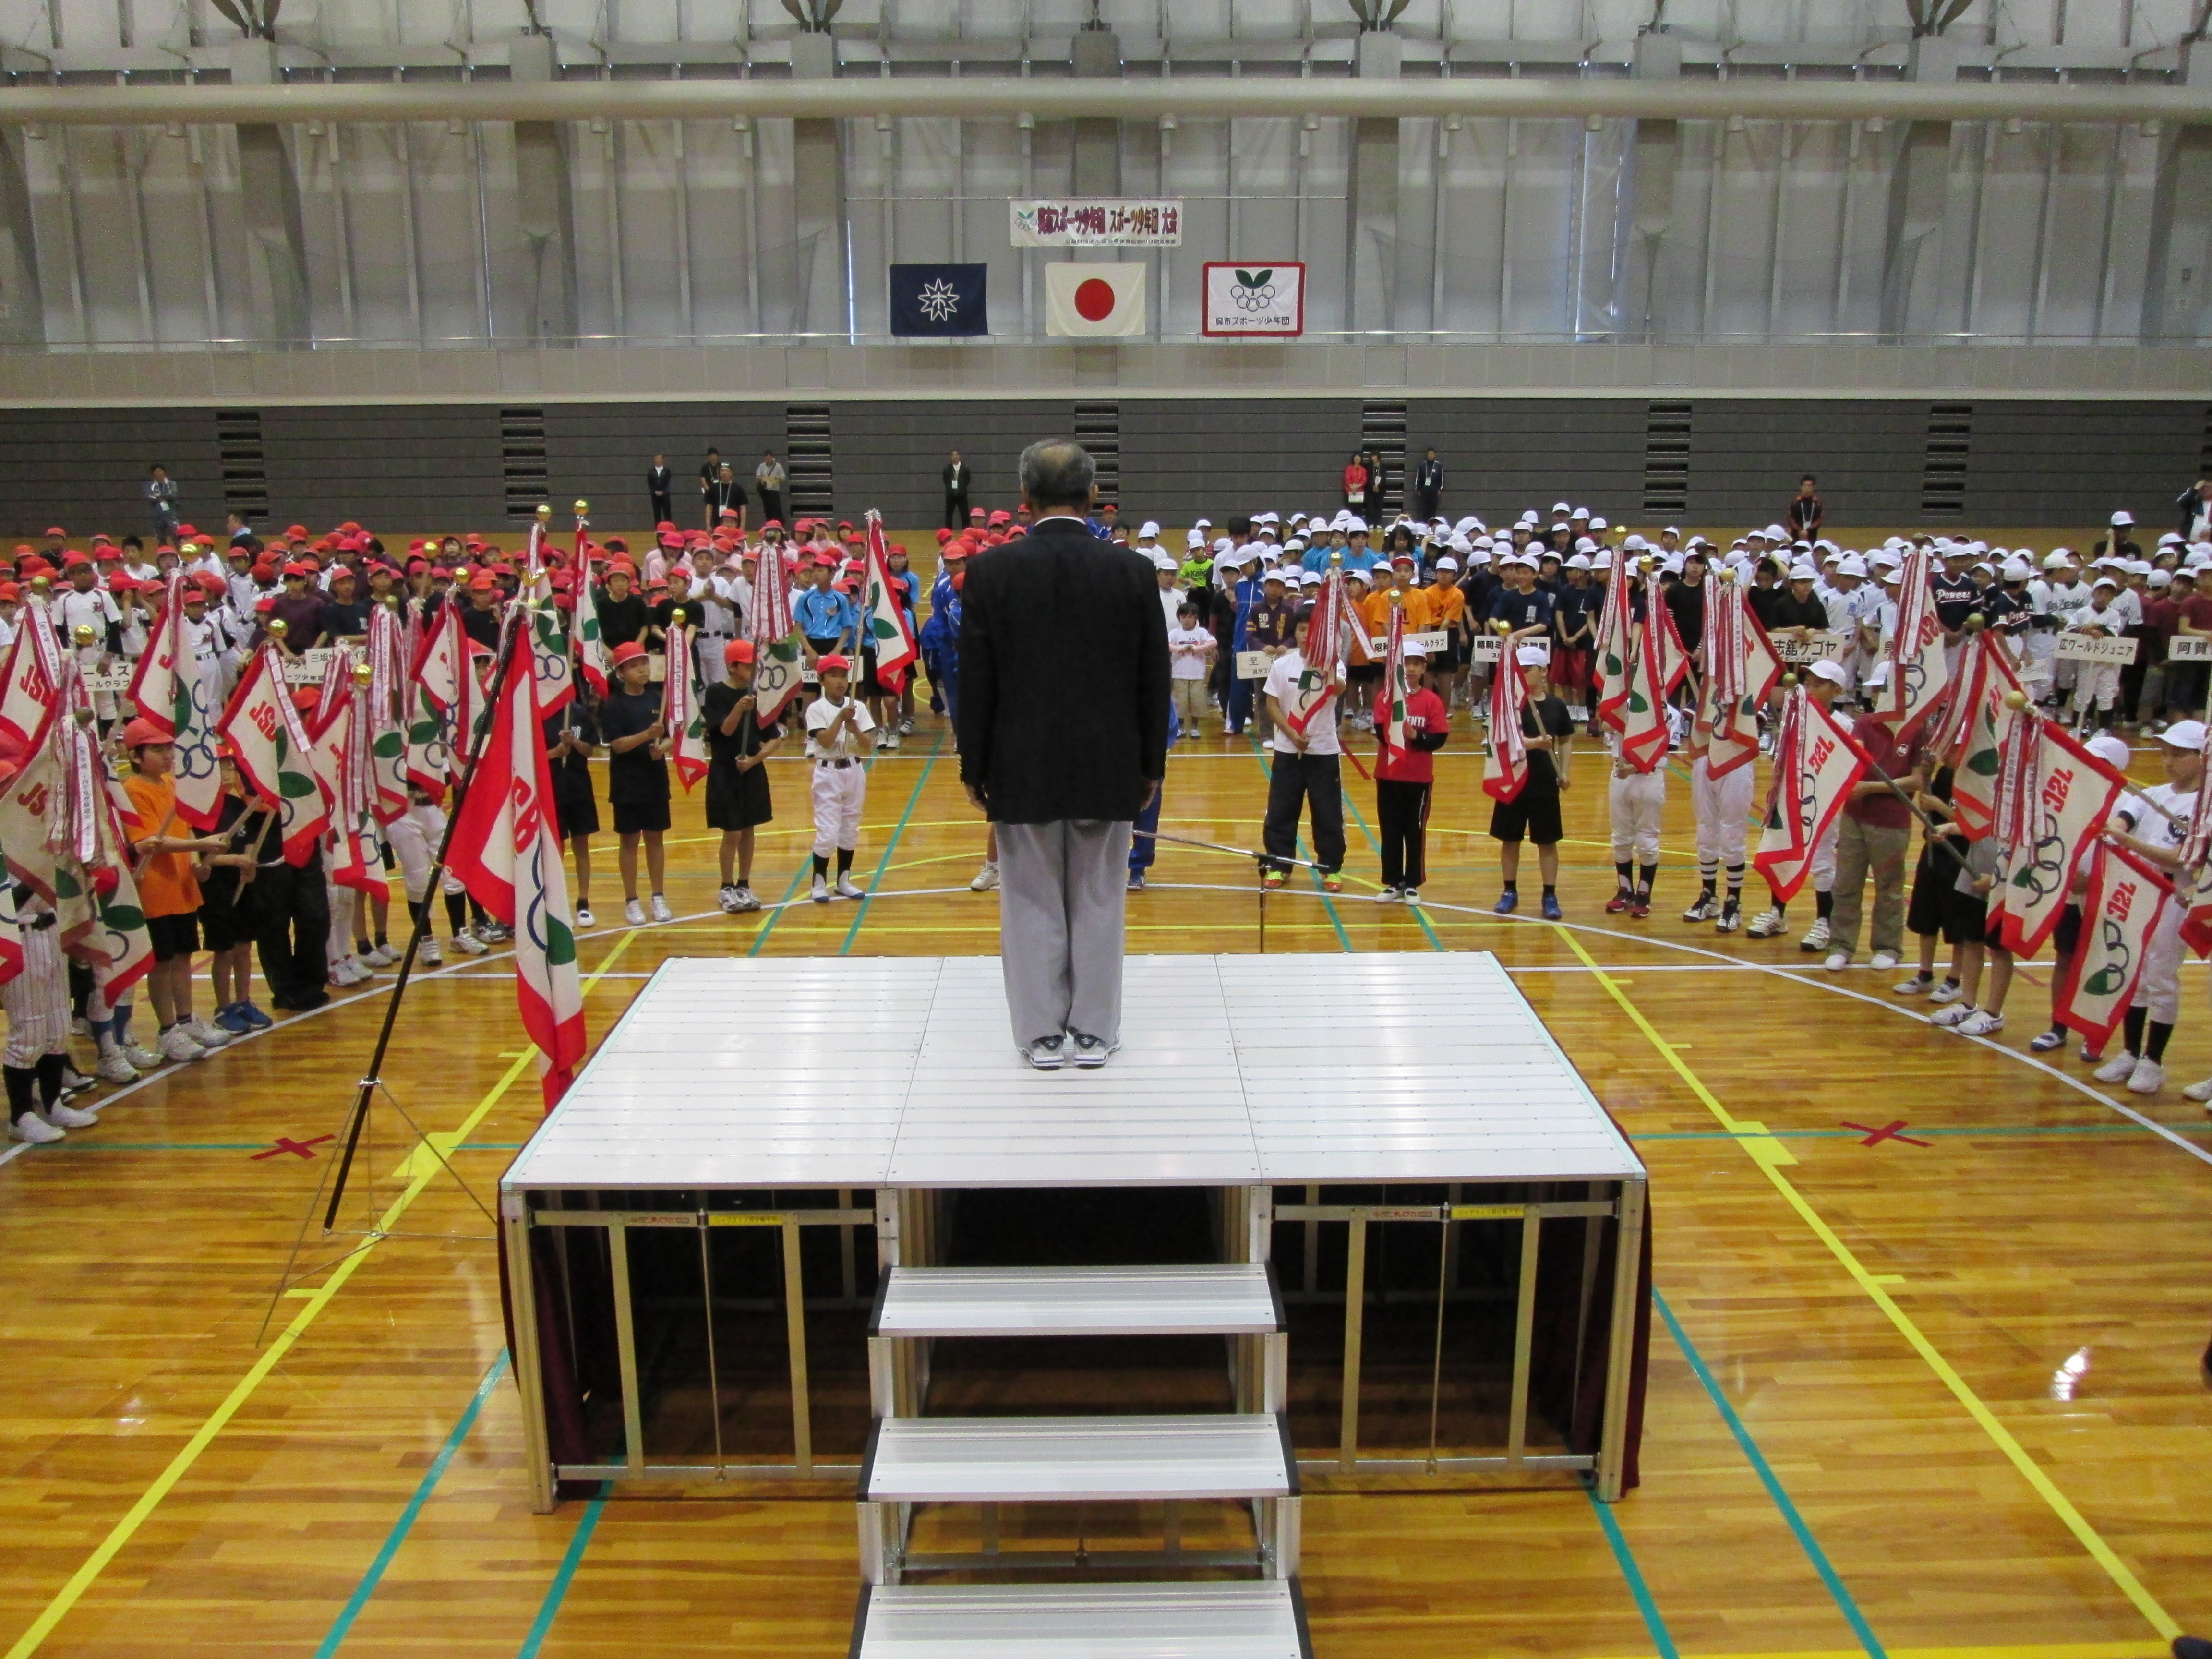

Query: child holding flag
left=706, top=638, right=784, bottom=913
left=1260, top=606, right=1346, bottom=890
left=806, top=653, right=873, bottom=902
left=600, top=640, right=673, bottom=925
left=1488, top=646, right=1573, bottom=917
left=1372, top=638, right=1449, bottom=903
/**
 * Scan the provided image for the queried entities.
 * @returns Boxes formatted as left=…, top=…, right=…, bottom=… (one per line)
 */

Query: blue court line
left=516, top=1481, right=610, bottom=1659
left=1654, top=1287, right=1887, bottom=1658
left=1337, top=777, right=1448, bottom=950
left=314, top=1349, right=510, bottom=1658
left=1583, top=1483, right=1682, bottom=1659
left=842, top=729, right=945, bottom=954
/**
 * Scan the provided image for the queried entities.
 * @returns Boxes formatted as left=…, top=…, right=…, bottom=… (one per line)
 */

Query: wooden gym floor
left=2, top=706, right=2209, bottom=1659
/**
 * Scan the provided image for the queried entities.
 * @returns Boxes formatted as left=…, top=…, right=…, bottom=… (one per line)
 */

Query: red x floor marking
left=1840, top=1119, right=1931, bottom=1148
left=252, top=1134, right=336, bottom=1161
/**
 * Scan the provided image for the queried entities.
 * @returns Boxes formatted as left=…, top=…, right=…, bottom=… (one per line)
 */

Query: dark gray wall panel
left=0, top=398, right=2204, bottom=538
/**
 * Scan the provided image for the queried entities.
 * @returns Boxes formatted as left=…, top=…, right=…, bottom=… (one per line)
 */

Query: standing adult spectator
left=146, top=465, right=180, bottom=543
left=1342, top=452, right=1370, bottom=517
left=943, top=449, right=972, bottom=530
left=1363, top=448, right=1388, bottom=515
left=648, top=453, right=674, bottom=528
left=1413, top=447, right=1443, bottom=522
left=699, top=446, right=726, bottom=530
left=1822, top=661, right=1923, bottom=973
left=2177, top=478, right=2212, bottom=543
left=707, top=462, right=745, bottom=532
left=756, top=450, right=787, bottom=527
left=1787, top=474, right=1823, bottom=543
left=957, top=438, right=1170, bottom=1071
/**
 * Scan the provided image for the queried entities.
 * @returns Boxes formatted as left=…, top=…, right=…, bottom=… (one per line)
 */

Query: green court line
left=515, top=1481, right=609, bottom=1659
left=1584, top=1483, right=1681, bottom=1659
left=1337, top=773, right=1446, bottom=950
left=314, top=1351, right=510, bottom=1657
left=842, top=729, right=945, bottom=954
left=750, top=711, right=911, bottom=957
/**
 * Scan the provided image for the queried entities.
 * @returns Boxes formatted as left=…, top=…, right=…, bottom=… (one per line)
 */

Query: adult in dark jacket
left=957, top=438, right=1171, bottom=1069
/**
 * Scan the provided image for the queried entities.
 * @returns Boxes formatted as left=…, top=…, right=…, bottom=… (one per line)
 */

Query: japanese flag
left=1045, top=262, right=1147, bottom=336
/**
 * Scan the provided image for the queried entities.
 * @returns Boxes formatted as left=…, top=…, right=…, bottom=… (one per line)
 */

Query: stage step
left=851, top=1580, right=1312, bottom=1659
left=872, top=1264, right=1283, bottom=1339
left=864, top=1412, right=1295, bottom=1504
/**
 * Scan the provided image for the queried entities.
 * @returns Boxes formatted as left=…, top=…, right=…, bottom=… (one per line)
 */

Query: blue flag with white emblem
left=890, top=263, right=988, bottom=337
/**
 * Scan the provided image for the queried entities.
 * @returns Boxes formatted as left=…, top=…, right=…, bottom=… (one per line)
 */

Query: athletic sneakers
left=453, top=928, right=490, bottom=955
left=575, top=903, right=595, bottom=927
left=1746, top=906, right=1787, bottom=938
left=2181, top=1077, right=2212, bottom=1102
left=2029, top=1028, right=2066, bottom=1052
left=57, top=1064, right=97, bottom=1098
left=1823, top=950, right=1849, bottom=971
left=1797, top=917, right=1832, bottom=952
left=2126, top=1058, right=2165, bottom=1094
left=812, top=875, right=831, bottom=904
left=1377, top=886, right=1402, bottom=904
left=899, top=715, right=915, bottom=736
left=884, top=731, right=901, bottom=751
left=1022, top=1035, right=1067, bottom=1070
left=214, top=1003, right=255, bottom=1034
left=419, top=937, right=443, bottom=966
left=96, top=1052, right=140, bottom=1085
left=649, top=894, right=673, bottom=922
left=834, top=874, right=866, bottom=900
left=1894, top=973, right=1934, bottom=996
left=235, top=1003, right=273, bottom=1031
left=1263, top=868, right=1286, bottom=890
left=2092, top=1051, right=2140, bottom=1083
left=718, top=884, right=742, bottom=914
left=1927, top=978, right=1964, bottom=1004
left=1628, top=896, right=1651, bottom=919
left=158, top=1026, right=207, bottom=1063
left=1870, top=950, right=1900, bottom=971
left=1713, top=902, right=1738, bottom=932
left=623, top=899, right=647, bottom=926
left=184, top=1016, right=233, bottom=1048
left=1069, top=1033, right=1120, bottom=1069
left=970, top=862, right=1002, bottom=892
left=1321, top=874, right=1343, bottom=894
left=1681, top=892, right=1718, bottom=923
left=1931, top=1004, right=1976, bottom=1028
left=121, top=1042, right=163, bottom=1070
left=8, top=1111, right=63, bottom=1144
left=1127, top=869, right=1146, bottom=891
left=1539, top=893, right=1561, bottom=920
left=1957, top=1010, right=2007, bottom=1036
left=732, top=885, right=761, bottom=912
left=361, top=943, right=397, bottom=968
left=1604, top=891, right=1631, bottom=914
left=1495, top=890, right=1519, bottom=914
left=42, top=1100, right=99, bottom=1130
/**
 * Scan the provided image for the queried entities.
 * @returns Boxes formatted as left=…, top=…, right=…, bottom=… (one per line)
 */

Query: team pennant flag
left=1988, top=710, right=2128, bottom=957
left=1591, top=565, right=1634, bottom=734
left=308, top=674, right=385, bottom=898
left=572, top=569, right=611, bottom=700
left=217, top=645, right=331, bottom=866
left=1280, top=563, right=1347, bottom=737
left=1616, top=589, right=1688, bottom=774
left=749, top=553, right=808, bottom=727
left=364, top=601, right=410, bottom=823
left=0, top=595, right=63, bottom=758
left=661, top=616, right=710, bottom=792
left=1484, top=637, right=1531, bottom=803
left=126, top=575, right=226, bottom=830
left=1379, top=603, right=1414, bottom=763
left=861, top=514, right=920, bottom=695
left=1702, top=577, right=1782, bottom=778
left=445, top=643, right=588, bottom=1110
left=406, top=603, right=470, bottom=793
left=1937, top=632, right=2025, bottom=841
left=2053, top=840, right=2175, bottom=1050
left=1754, top=686, right=1870, bottom=903
left=1874, top=545, right=1949, bottom=740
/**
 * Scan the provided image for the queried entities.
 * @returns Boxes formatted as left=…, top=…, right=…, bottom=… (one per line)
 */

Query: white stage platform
left=502, top=953, right=1643, bottom=1192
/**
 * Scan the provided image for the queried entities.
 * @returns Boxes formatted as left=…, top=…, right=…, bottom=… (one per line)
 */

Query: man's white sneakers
left=1823, top=950, right=1849, bottom=973
left=159, top=1026, right=208, bottom=1063
left=970, top=863, right=1000, bottom=892
left=1869, top=951, right=1899, bottom=971
left=1022, top=1035, right=1067, bottom=1070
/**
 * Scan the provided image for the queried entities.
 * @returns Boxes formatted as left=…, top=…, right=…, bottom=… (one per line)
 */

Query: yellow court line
left=1551, top=924, right=2182, bottom=1642
left=0, top=930, right=643, bottom=1659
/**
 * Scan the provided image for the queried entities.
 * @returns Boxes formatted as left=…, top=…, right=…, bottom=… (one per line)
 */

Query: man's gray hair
left=1019, top=438, right=1096, bottom=510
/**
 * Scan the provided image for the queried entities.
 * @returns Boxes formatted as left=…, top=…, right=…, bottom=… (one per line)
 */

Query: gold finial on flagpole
left=71, top=623, right=96, bottom=647
left=268, top=617, right=289, bottom=639
left=353, top=661, right=375, bottom=686
left=2002, top=689, right=2030, bottom=711
left=668, top=606, right=686, bottom=629
left=1964, top=613, right=1986, bottom=632
left=535, top=502, right=553, bottom=523
left=573, top=498, right=589, bottom=517
left=1780, top=672, right=1800, bottom=689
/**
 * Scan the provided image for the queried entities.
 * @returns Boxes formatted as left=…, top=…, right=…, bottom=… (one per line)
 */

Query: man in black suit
left=648, top=454, right=673, bottom=528
left=957, top=439, right=1170, bottom=1070
left=942, top=449, right=971, bottom=531
left=699, top=447, right=724, bottom=530
left=1414, top=447, right=1443, bottom=521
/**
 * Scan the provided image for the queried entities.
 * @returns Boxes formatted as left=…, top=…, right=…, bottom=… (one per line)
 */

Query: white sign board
left=1201, top=262, right=1305, bottom=337
left=1772, top=630, right=1851, bottom=663
left=2055, top=632, right=2139, bottom=665
left=2167, top=635, right=2212, bottom=662
left=1410, top=631, right=1451, bottom=656
left=1010, top=199, right=1182, bottom=247
left=1236, top=650, right=1273, bottom=682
